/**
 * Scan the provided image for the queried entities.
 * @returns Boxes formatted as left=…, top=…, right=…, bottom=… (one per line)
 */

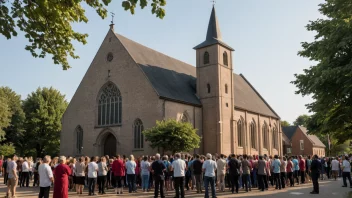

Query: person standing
left=21, top=157, right=30, bottom=187
left=38, top=156, right=53, bottom=198
left=3, top=157, right=9, bottom=185
left=280, top=156, right=287, bottom=188
left=299, top=155, right=306, bottom=184
left=53, top=156, right=72, bottom=198
left=171, top=153, right=186, bottom=198
left=216, top=154, right=226, bottom=192
left=341, top=155, right=352, bottom=188
left=112, top=155, right=125, bottom=194
left=257, top=155, right=266, bottom=191
left=7, top=155, right=18, bottom=198
left=97, top=156, right=108, bottom=194
left=192, top=154, right=203, bottom=193
left=271, top=155, right=281, bottom=190
left=87, top=156, right=98, bottom=196
left=292, top=156, right=299, bottom=185
left=287, top=157, right=294, bottom=187
left=310, top=155, right=321, bottom=194
left=241, top=154, right=251, bottom=192
left=126, top=155, right=137, bottom=193
left=140, top=156, right=150, bottom=192
left=202, top=153, right=217, bottom=198
left=331, top=157, right=339, bottom=181
left=228, top=154, right=240, bottom=194
left=151, top=153, right=166, bottom=198
left=75, top=156, right=86, bottom=195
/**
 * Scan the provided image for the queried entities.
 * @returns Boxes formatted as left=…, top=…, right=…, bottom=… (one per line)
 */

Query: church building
left=60, top=7, right=283, bottom=157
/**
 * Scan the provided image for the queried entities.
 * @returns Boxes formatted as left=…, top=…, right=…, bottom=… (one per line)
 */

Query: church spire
left=194, top=6, right=234, bottom=51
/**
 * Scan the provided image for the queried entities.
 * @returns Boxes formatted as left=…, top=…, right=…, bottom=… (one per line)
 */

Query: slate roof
left=115, top=33, right=280, bottom=118
left=282, top=126, right=326, bottom=148
left=193, top=6, right=234, bottom=51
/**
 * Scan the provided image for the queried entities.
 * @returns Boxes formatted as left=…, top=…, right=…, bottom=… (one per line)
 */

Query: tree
left=0, top=97, right=11, bottom=139
left=0, top=87, right=26, bottom=153
left=293, top=114, right=310, bottom=127
left=281, top=120, right=291, bottom=127
left=22, top=87, right=68, bottom=157
left=0, top=0, right=166, bottom=70
left=0, top=143, right=16, bottom=157
left=292, top=0, right=352, bottom=143
left=143, top=119, right=201, bottom=154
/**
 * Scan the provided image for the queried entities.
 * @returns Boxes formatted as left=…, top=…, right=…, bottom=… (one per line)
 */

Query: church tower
left=194, top=6, right=235, bottom=154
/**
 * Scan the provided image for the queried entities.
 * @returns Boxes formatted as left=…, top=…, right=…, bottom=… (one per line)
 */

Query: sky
left=0, top=0, right=325, bottom=123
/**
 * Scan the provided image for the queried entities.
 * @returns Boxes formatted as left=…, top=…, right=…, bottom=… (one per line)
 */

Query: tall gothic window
left=250, top=121, right=256, bottom=149
left=223, top=51, right=228, bottom=66
left=207, top=83, right=211, bottom=93
left=272, top=126, right=278, bottom=149
left=98, top=82, right=122, bottom=126
left=134, top=119, right=144, bottom=149
left=237, top=119, right=244, bottom=147
left=75, top=125, right=83, bottom=154
left=204, top=51, right=210, bottom=64
left=262, top=122, right=269, bottom=149
left=225, top=84, right=228, bottom=94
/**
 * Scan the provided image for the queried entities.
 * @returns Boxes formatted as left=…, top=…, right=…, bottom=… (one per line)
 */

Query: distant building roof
left=282, top=126, right=326, bottom=148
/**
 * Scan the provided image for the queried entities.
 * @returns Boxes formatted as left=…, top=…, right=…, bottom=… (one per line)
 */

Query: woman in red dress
left=53, top=156, right=72, bottom=198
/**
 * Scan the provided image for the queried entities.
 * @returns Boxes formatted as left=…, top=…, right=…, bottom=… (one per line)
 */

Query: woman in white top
left=140, top=156, right=150, bottom=192
left=75, top=157, right=86, bottom=194
left=97, top=156, right=108, bottom=194
left=126, top=155, right=137, bottom=193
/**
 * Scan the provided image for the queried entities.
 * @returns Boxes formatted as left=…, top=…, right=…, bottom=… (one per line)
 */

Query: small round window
left=107, top=52, right=113, bottom=62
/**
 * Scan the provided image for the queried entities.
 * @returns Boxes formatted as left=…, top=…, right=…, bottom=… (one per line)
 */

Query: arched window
left=75, top=125, right=83, bottom=154
left=98, top=82, right=122, bottom=126
left=134, top=119, right=144, bottom=149
left=204, top=51, right=210, bottom=64
left=250, top=121, right=256, bottom=149
left=225, top=84, right=228, bottom=94
left=272, top=125, right=278, bottom=149
left=207, top=83, right=211, bottom=93
left=262, top=122, right=269, bottom=149
left=223, top=51, right=228, bottom=66
left=237, top=119, right=244, bottom=147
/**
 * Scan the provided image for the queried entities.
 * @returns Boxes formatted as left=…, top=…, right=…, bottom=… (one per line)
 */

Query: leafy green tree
left=23, top=87, right=68, bottom=157
left=293, top=114, right=310, bottom=127
left=143, top=119, right=201, bottom=154
left=0, top=143, right=16, bottom=157
left=281, top=120, right=290, bottom=127
left=0, top=87, right=26, bottom=153
left=0, top=0, right=166, bottom=70
left=292, top=0, right=352, bottom=143
left=0, top=97, right=11, bottom=139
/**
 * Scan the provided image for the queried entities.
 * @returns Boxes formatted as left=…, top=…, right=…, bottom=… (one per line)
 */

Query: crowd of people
left=0, top=153, right=351, bottom=198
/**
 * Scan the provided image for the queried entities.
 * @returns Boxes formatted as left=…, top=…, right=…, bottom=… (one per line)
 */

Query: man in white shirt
left=331, top=157, right=339, bottom=181
left=171, top=153, right=186, bottom=198
left=88, top=156, right=98, bottom=196
left=216, top=154, right=226, bottom=192
left=21, top=157, right=30, bottom=187
left=202, top=153, right=217, bottom=198
left=341, top=156, right=352, bottom=188
left=38, top=156, right=53, bottom=198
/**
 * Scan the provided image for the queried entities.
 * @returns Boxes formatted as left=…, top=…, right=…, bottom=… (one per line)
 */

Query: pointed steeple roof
left=194, top=6, right=234, bottom=51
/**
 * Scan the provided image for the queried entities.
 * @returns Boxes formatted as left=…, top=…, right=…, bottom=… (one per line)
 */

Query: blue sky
left=0, top=0, right=324, bottom=123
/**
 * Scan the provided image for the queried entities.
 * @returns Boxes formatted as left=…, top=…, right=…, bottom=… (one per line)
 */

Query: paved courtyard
left=0, top=178, right=351, bottom=198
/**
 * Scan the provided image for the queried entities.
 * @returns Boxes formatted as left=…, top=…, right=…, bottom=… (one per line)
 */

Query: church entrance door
left=104, top=133, right=116, bottom=157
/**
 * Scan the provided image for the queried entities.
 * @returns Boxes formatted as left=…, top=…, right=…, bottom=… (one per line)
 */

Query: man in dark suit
left=227, top=154, right=240, bottom=194
left=310, top=155, right=321, bottom=194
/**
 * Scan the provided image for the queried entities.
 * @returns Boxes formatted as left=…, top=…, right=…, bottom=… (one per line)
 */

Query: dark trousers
left=185, top=175, right=191, bottom=190
left=280, top=172, right=286, bottom=188
left=88, top=178, right=97, bottom=195
left=287, top=172, right=294, bottom=186
left=194, top=174, right=202, bottom=192
left=230, top=174, right=239, bottom=193
left=114, top=176, right=122, bottom=188
left=342, top=172, right=352, bottom=187
left=242, top=174, right=250, bottom=191
left=174, top=176, right=185, bottom=198
left=258, top=174, right=265, bottom=191
left=311, top=172, right=319, bottom=193
left=39, top=186, right=50, bottom=198
left=274, top=173, right=281, bottom=189
left=154, top=175, right=165, bottom=198
left=204, top=176, right=216, bottom=198
left=127, top=174, right=136, bottom=192
left=4, top=172, right=8, bottom=184
left=21, top=172, right=29, bottom=187
left=294, top=170, right=299, bottom=184
left=97, top=175, right=107, bottom=193
left=33, top=172, right=39, bottom=186
left=300, top=170, right=305, bottom=183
